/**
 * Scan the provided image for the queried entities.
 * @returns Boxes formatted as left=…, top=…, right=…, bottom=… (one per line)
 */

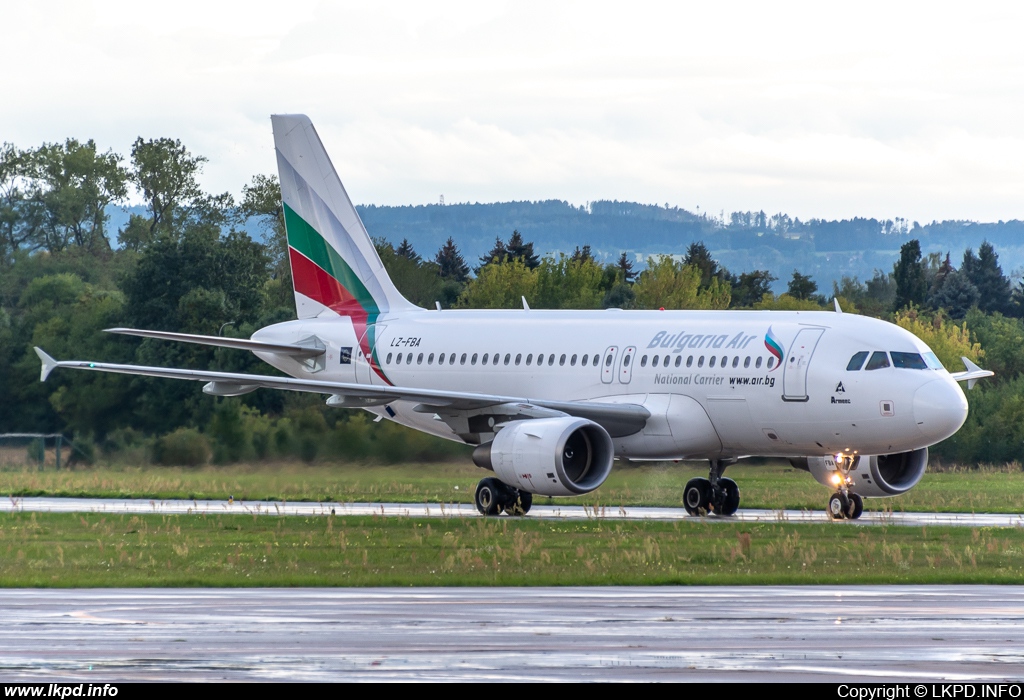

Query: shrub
left=154, top=428, right=211, bottom=466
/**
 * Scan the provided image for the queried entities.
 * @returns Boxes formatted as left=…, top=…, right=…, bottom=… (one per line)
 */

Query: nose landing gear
left=474, top=477, right=533, bottom=516
left=683, top=460, right=740, bottom=516
left=827, top=454, right=863, bottom=520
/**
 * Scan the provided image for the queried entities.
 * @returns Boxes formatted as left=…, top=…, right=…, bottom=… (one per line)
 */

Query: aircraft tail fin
left=271, top=114, right=418, bottom=321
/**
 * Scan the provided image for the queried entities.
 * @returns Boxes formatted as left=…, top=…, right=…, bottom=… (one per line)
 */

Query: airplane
left=33, top=114, right=994, bottom=520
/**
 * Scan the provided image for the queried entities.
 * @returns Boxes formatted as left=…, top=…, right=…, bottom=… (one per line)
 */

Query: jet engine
left=790, top=447, right=929, bottom=498
left=472, top=417, right=614, bottom=497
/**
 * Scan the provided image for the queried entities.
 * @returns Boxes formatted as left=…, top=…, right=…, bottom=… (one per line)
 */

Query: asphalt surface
left=3, top=586, right=1024, bottom=681
left=4, top=496, right=1024, bottom=528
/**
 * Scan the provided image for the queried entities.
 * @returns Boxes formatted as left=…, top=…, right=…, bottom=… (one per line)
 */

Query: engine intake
left=472, top=417, right=614, bottom=497
left=790, top=447, right=929, bottom=498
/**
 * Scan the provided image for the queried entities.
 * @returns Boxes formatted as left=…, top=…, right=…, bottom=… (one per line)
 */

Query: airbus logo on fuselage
left=647, top=330, right=762, bottom=353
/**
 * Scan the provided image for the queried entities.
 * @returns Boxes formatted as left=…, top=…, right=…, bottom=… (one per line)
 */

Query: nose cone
left=913, top=378, right=968, bottom=443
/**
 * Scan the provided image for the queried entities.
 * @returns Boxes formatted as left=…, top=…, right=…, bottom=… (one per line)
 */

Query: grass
left=5, top=460, right=1024, bottom=514
left=4, top=511, right=1024, bottom=587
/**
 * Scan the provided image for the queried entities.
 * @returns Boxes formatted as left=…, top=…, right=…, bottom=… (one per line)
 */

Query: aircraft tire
left=475, top=478, right=504, bottom=516
left=684, top=478, right=712, bottom=516
left=718, top=478, right=740, bottom=516
left=848, top=493, right=864, bottom=520
left=828, top=492, right=849, bottom=520
left=518, top=491, right=533, bottom=514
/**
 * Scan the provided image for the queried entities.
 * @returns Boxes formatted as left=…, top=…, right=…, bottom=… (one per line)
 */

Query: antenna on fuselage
left=522, top=296, right=530, bottom=311
left=435, top=301, right=442, bottom=311
left=833, top=298, right=843, bottom=313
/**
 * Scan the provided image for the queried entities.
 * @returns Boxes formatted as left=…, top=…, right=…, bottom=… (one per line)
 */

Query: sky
left=3, top=0, right=1024, bottom=223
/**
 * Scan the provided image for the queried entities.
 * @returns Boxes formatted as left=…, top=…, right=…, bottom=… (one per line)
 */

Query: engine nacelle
left=790, top=448, right=929, bottom=498
left=472, top=417, right=614, bottom=497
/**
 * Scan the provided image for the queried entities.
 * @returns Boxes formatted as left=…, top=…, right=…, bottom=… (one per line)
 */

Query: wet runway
left=5, top=496, right=1024, bottom=528
left=3, top=586, right=1024, bottom=681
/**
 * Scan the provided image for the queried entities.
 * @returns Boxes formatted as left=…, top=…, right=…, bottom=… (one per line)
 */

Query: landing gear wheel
left=717, top=477, right=741, bottom=516
left=503, top=490, right=533, bottom=516
left=828, top=492, right=850, bottom=520
left=684, top=478, right=712, bottom=516
left=848, top=493, right=864, bottom=520
left=475, top=478, right=503, bottom=516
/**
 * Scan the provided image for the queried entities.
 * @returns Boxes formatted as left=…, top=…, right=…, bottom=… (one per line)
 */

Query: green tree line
left=1, top=136, right=1022, bottom=466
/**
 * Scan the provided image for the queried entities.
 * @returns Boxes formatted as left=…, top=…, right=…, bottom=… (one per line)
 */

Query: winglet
left=951, top=356, right=995, bottom=390
left=34, top=347, right=58, bottom=382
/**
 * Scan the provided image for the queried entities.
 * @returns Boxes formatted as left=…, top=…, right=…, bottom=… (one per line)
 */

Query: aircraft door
left=618, top=346, right=636, bottom=384
left=601, top=346, right=619, bottom=384
left=782, top=327, right=825, bottom=402
left=356, top=324, right=390, bottom=386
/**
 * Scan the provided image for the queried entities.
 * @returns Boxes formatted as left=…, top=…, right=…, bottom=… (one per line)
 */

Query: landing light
left=830, top=473, right=842, bottom=486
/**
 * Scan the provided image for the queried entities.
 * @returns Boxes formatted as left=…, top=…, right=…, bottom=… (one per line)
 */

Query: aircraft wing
left=33, top=347, right=650, bottom=436
left=104, top=327, right=325, bottom=359
left=949, top=357, right=995, bottom=390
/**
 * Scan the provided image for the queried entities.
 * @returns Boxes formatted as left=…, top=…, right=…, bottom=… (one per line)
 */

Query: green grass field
left=4, top=511, right=1024, bottom=587
left=4, top=460, right=1024, bottom=514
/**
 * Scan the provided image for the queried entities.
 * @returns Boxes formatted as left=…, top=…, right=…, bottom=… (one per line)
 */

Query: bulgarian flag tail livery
left=271, top=114, right=417, bottom=324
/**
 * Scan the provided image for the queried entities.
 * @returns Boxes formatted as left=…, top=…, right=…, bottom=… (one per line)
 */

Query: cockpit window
left=865, top=351, right=891, bottom=370
left=846, top=351, right=869, bottom=371
left=923, top=352, right=944, bottom=370
left=891, top=352, right=928, bottom=369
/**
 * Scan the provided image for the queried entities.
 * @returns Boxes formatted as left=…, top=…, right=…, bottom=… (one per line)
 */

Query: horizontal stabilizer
left=950, top=356, right=995, bottom=390
left=105, top=328, right=325, bottom=359
left=34, top=347, right=57, bottom=382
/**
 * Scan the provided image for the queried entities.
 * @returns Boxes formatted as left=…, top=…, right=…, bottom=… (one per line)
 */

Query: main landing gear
left=474, top=477, right=533, bottom=516
left=827, top=454, right=863, bottom=520
left=683, top=459, right=740, bottom=516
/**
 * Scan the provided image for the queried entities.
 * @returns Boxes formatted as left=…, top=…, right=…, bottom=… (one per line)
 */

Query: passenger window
left=450, top=354, right=457, bottom=365
left=652, top=356, right=659, bottom=368
left=559, top=354, right=566, bottom=366
left=386, top=353, right=393, bottom=364
left=846, top=351, right=869, bottom=371
left=582, top=354, right=588, bottom=365
left=481, top=353, right=488, bottom=364
left=709, top=356, right=716, bottom=368
left=460, top=353, right=467, bottom=365
left=755, top=357, right=762, bottom=369
left=641, top=355, right=648, bottom=367
left=407, top=354, right=414, bottom=365
left=865, top=351, right=891, bottom=370
left=515, top=353, right=522, bottom=366
left=720, top=356, right=726, bottom=367
left=471, top=353, right=478, bottom=365
left=767, top=357, right=775, bottom=369
left=396, top=352, right=403, bottom=364
left=570, top=354, right=577, bottom=366
left=605, top=353, right=613, bottom=367
left=675, top=355, right=682, bottom=368
left=891, top=352, right=928, bottom=369
left=493, top=354, right=500, bottom=365
left=698, top=356, right=704, bottom=368
left=417, top=353, right=424, bottom=364
left=732, top=356, right=739, bottom=368
left=504, top=353, right=511, bottom=365
left=743, top=356, right=750, bottom=368
left=548, top=355, right=555, bottom=366
left=438, top=353, right=445, bottom=364
left=428, top=353, right=434, bottom=365
left=593, top=355, right=599, bottom=367
left=526, top=354, right=533, bottom=366
left=686, top=356, right=693, bottom=367
left=623, top=354, right=631, bottom=367
left=663, top=355, right=670, bottom=367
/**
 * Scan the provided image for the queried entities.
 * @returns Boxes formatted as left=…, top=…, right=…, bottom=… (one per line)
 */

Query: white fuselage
left=252, top=308, right=968, bottom=460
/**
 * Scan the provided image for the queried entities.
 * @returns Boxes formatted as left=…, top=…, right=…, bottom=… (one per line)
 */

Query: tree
left=893, top=239, right=927, bottom=310
left=395, top=238, right=421, bottom=264
left=457, top=258, right=537, bottom=309
left=505, top=230, right=540, bottom=269
left=570, top=245, right=593, bottom=264
left=123, top=137, right=207, bottom=248
left=534, top=254, right=604, bottom=309
left=732, top=270, right=776, bottom=307
left=786, top=271, right=818, bottom=301
left=615, top=251, right=636, bottom=283
left=961, top=242, right=1011, bottom=315
left=929, top=270, right=979, bottom=319
left=0, top=143, right=42, bottom=259
left=30, top=139, right=128, bottom=252
left=241, top=174, right=290, bottom=311
left=435, top=237, right=469, bottom=283
left=477, top=236, right=507, bottom=270
left=683, top=241, right=723, bottom=288
left=632, top=256, right=730, bottom=310
left=893, top=307, right=982, bottom=371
